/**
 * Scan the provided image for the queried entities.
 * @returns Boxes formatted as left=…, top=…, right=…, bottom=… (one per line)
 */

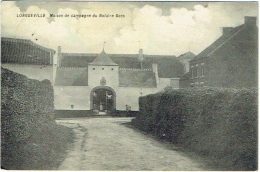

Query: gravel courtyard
left=56, top=117, right=214, bottom=171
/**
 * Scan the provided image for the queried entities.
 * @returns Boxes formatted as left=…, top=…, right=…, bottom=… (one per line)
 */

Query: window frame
left=191, top=66, right=194, bottom=79
left=195, top=64, right=199, bottom=78
left=201, top=63, right=205, bottom=77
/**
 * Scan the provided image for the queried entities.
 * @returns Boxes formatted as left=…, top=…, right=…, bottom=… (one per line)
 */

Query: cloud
left=1, top=2, right=258, bottom=56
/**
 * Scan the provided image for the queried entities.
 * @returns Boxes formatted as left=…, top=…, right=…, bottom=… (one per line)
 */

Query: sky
left=1, top=1, right=258, bottom=56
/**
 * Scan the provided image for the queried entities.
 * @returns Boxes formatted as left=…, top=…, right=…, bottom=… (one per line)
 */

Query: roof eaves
left=2, top=37, right=55, bottom=53
left=88, top=63, right=118, bottom=66
left=190, top=56, right=208, bottom=62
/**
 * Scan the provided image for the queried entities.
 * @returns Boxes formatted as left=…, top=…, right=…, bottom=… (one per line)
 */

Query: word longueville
left=17, top=13, right=45, bottom=17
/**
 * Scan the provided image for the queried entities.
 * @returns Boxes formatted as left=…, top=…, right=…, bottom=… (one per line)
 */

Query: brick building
left=180, top=16, right=258, bottom=88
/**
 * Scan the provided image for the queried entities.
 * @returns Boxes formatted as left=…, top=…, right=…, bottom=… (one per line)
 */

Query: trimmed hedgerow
left=132, top=88, right=257, bottom=170
left=1, top=68, right=74, bottom=170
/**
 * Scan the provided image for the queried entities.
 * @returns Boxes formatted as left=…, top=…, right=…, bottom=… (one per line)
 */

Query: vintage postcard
left=1, top=1, right=258, bottom=171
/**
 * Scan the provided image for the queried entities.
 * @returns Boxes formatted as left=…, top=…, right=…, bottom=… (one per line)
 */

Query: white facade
left=88, top=65, right=119, bottom=88
left=54, top=50, right=180, bottom=112
left=2, top=64, right=53, bottom=84
left=54, top=86, right=161, bottom=111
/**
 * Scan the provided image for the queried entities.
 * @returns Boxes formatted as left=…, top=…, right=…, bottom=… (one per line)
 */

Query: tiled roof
left=1, top=37, right=55, bottom=53
left=55, top=67, right=88, bottom=86
left=1, top=37, right=55, bottom=65
left=191, top=25, right=244, bottom=61
left=119, top=69, right=156, bottom=88
left=55, top=67, right=157, bottom=87
left=89, top=50, right=118, bottom=66
left=60, top=53, right=184, bottom=78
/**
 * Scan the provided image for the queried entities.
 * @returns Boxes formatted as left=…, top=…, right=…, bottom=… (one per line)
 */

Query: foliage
left=132, top=87, right=257, bottom=170
left=1, top=68, right=74, bottom=170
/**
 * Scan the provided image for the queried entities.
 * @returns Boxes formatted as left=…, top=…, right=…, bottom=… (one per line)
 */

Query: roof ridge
left=2, top=37, right=30, bottom=41
left=192, top=24, right=245, bottom=61
left=2, top=37, right=55, bottom=52
left=62, top=52, right=175, bottom=57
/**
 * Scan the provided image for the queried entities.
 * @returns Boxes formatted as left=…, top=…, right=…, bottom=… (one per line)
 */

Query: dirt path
left=56, top=117, right=213, bottom=171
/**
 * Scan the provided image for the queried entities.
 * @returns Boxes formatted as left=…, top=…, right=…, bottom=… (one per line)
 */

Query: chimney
left=138, top=48, right=144, bottom=69
left=57, top=46, right=62, bottom=67
left=222, top=27, right=233, bottom=35
left=152, top=63, right=159, bottom=85
left=138, top=49, right=144, bottom=61
left=244, top=16, right=257, bottom=26
left=139, top=48, right=143, bottom=54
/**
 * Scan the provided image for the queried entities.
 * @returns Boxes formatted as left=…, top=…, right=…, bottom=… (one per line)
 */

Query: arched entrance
left=90, top=86, right=116, bottom=115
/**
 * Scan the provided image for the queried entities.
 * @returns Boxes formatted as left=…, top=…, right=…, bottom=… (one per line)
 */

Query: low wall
left=132, top=88, right=257, bottom=170
left=55, top=110, right=93, bottom=118
left=114, top=110, right=139, bottom=117
left=54, top=110, right=139, bottom=118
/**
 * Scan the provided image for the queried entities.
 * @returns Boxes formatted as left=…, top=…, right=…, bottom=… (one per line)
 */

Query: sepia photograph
left=1, top=1, right=258, bottom=171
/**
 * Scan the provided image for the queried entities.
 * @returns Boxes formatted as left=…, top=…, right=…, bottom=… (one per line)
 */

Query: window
left=195, top=64, right=199, bottom=78
left=111, top=68, right=114, bottom=70
left=201, top=63, right=204, bottom=77
left=191, top=66, right=194, bottom=78
left=102, top=68, right=104, bottom=70
left=71, top=105, right=74, bottom=109
left=93, top=68, right=95, bottom=70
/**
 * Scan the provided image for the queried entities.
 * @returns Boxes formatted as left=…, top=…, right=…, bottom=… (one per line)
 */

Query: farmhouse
left=54, top=47, right=184, bottom=114
left=1, top=37, right=185, bottom=115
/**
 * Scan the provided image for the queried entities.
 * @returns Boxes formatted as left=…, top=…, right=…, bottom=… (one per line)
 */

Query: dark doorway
left=93, top=89, right=114, bottom=112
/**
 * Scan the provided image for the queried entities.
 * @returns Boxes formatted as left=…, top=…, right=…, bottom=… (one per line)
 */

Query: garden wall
left=132, top=88, right=257, bottom=170
left=1, top=67, right=74, bottom=170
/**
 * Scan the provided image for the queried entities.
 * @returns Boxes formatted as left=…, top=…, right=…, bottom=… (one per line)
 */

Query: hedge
left=1, top=68, right=74, bottom=170
left=132, top=88, right=257, bottom=170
